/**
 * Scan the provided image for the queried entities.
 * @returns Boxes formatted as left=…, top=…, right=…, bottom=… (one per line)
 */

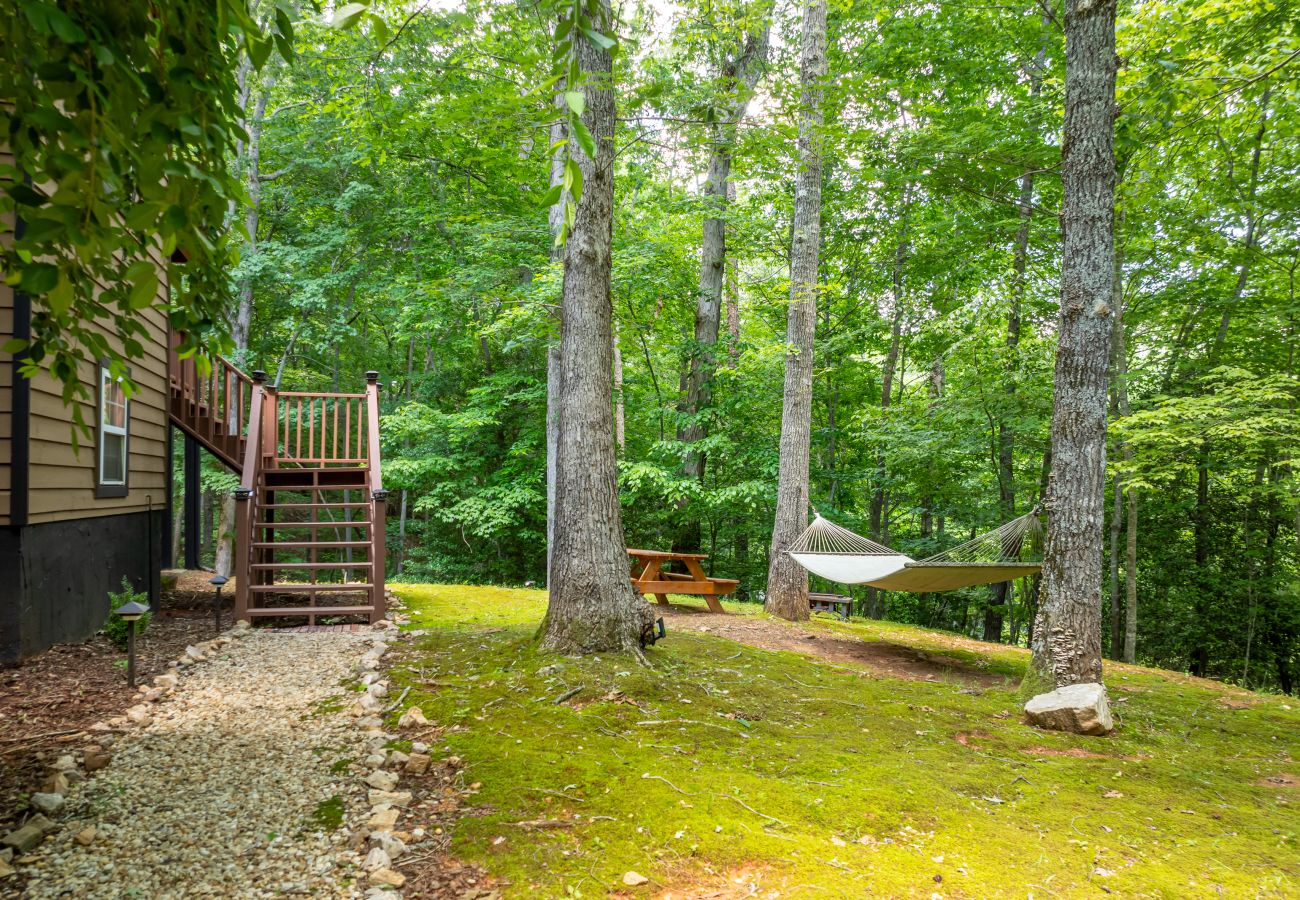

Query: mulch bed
left=0, top=599, right=223, bottom=833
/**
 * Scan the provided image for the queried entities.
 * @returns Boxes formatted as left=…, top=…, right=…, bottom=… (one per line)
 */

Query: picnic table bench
left=809, top=591, right=852, bottom=620
left=628, top=548, right=738, bottom=614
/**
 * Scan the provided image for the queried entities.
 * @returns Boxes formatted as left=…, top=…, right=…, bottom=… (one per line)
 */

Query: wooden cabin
left=2, top=147, right=387, bottom=665
left=1, top=149, right=170, bottom=664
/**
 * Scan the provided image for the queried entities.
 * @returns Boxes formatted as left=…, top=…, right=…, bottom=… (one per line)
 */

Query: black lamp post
left=114, top=599, right=149, bottom=687
left=209, top=575, right=228, bottom=635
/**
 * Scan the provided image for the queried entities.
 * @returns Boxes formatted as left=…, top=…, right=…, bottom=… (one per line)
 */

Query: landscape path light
left=114, top=599, right=150, bottom=687
left=209, top=575, right=229, bottom=636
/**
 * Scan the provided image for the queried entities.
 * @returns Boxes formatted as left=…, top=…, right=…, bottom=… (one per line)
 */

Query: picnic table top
left=626, top=548, right=709, bottom=560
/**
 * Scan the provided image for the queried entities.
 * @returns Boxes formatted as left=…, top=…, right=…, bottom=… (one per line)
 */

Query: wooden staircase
left=169, top=337, right=387, bottom=624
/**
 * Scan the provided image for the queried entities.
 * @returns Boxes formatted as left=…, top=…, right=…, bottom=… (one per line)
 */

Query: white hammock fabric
left=787, top=510, right=1043, bottom=593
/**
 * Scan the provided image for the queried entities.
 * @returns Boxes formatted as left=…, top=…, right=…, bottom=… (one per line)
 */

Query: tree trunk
left=677, top=22, right=770, bottom=551
left=613, top=324, right=625, bottom=452
left=542, top=5, right=647, bottom=653
left=725, top=181, right=741, bottom=369
left=765, top=0, right=827, bottom=622
left=1123, top=479, right=1137, bottom=664
left=1027, top=0, right=1118, bottom=692
left=545, top=93, right=567, bottom=586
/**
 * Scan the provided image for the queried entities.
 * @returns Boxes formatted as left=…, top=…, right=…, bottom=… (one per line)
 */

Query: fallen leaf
left=1103, top=790, right=1124, bottom=799
left=623, top=871, right=649, bottom=886
left=831, top=835, right=846, bottom=847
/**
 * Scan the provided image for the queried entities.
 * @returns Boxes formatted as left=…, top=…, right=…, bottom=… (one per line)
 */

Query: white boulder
left=1024, top=682, right=1114, bottom=735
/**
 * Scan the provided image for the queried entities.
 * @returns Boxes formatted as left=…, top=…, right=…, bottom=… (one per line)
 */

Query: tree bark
left=545, top=92, right=567, bottom=586
left=765, top=0, right=827, bottom=622
left=1027, top=0, right=1118, bottom=692
left=677, top=20, right=770, bottom=551
left=542, top=6, right=647, bottom=653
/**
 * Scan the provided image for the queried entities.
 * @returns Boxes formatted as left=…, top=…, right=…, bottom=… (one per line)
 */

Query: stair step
left=255, top=520, right=371, bottom=529
left=267, top=502, right=371, bottom=510
left=245, top=606, right=376, bottom=617
left=249, top=583, right=373, bottom=593
left=251, top=561, right=373, bottom=570
left=252, top=540, right=372, bottom=550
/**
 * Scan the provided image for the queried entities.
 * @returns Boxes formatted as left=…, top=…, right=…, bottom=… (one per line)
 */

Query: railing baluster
left=332, top=399, right=339, bottom=462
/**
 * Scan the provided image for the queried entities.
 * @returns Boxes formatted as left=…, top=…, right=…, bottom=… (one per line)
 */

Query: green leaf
left=128, top=269, right=159, bottom=310
left=370, top=13, right=389, bottom=46
left=45, top=276, right=73, bottom=315
left=538, top=184, right=564, bottom=208
left=332, top=2, right=368, bottom=29
left=580, top=27, right=616, bottom=51
left=564, top=90, right=585, bottom=116
left=1, top=338, right=28, bottom=355
left=19, top=263, right=59, bottom=295
left=570, top=115, right=596, bottom=159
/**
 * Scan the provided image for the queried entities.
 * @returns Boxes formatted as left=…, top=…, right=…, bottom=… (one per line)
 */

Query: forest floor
left=388, top=584, right=1300, bottom=899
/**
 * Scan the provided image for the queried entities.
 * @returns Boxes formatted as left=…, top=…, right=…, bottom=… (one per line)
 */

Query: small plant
left=104, top=578, right=151, bottom=650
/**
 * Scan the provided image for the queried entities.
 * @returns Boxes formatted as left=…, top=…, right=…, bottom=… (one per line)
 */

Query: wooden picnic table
left=628, top=548, right=739, bottom=614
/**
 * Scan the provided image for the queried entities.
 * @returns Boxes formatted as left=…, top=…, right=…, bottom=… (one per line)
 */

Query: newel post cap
left=234, top=487, right=254, bottom=501
left=365, top=370, right=380, bottom=384
left=251, top=370, right=268, bottom=384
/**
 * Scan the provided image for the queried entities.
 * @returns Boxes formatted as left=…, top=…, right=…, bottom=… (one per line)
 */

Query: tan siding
left=0, top=143, right=13, bottom=524
left=26, top=286, right=171, bottom=525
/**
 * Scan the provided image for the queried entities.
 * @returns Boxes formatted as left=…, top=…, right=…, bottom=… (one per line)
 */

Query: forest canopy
left=12, top=0, right=1300, bottom=692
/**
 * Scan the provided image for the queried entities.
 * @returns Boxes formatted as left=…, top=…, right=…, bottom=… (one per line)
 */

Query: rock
left=369, top=868, right=406, bottom=888
left=623, top=871, right=650, bottom=886
left=367, top=682, right=388, bottom=699
left=386, top=750, right=409, bottom=766
left=185, top=645, right=206, bottom=661
left=364, top=770, right=399, bottom=792
left=363, top=846, right=391, bottom=872
left=0, top=848, right=11, bottom=863
left=369, top=832, right=406, bottom=860
left=142, top=688, right=164, bottom=703
left=367, top=790, right=412, bottom=808
left=82, top=746, right=110, bottom=772
left=30, top=792, right=65, bottom=815
left=0, top=857, right=12, bottom=878
left=359, top=694, right=382, bottom=713
left=232, top=619, right=250, bottom=630
left=403, top=752, right=431, bottom=776
left=126, top=705, right=151, bottom=724
left=75, top=827, right=97, bottom=846
left=537, top=664, right=565, bottom=677
left=2, top=814, right=58, bottom=853
left=52, top=754, right=77, bottom=772
left=1024, top=682, right=1114, bottom=736
left=42, top=772, right=69, bottom=795
left=445, top=755, right=462, bottom=769
left=367, top=808, right=400, bottom=831
left=397, top=706, right=428, bottom=728
left=363, top=753, right=387, bottom=769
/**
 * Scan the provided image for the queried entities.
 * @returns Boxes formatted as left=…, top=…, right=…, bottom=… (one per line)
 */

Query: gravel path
left=19, top=626, right=388, bottom=899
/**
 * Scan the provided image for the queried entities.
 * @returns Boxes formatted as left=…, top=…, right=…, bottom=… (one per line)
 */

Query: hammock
left=788, top=509, right=1042, bottom=592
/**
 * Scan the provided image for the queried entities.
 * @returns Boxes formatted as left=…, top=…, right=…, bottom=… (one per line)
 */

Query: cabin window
left=96, top=363, right=129, bottom=498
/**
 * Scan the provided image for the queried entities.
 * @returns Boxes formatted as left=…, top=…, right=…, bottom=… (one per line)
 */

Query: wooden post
left=365, top=372, right=386, bottom=621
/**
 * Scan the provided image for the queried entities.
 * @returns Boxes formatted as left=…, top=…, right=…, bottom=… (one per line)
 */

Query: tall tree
left=542, top=3, right=647, bottom=653
left=1027, top=0, right=1119, bottom=690
left=765, top=0, right=828, bottom=622
left=677, top=8, right=771, bottom=551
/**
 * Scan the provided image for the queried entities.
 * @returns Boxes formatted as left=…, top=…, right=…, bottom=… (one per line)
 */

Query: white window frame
left=96, top=362, right=130, bottom=498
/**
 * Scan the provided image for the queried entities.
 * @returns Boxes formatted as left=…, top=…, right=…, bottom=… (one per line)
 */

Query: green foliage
left=104, top=578, right=151, bottom=651
left=0, top=0, right=296, bottom=423
left=162, top=0, right=1300, bottom=692
left=392, top=585, right=1300, bottom=896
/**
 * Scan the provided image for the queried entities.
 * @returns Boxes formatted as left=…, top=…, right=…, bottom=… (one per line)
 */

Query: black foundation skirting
left=0, top=509, right=164, bottom=665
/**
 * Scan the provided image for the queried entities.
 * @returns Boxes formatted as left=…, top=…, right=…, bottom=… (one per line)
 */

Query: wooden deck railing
left=365, top=371, right=387, bottom=616
left=168, top=332, right=255, bottom=470
left=270, top=390, right=370, bottom=467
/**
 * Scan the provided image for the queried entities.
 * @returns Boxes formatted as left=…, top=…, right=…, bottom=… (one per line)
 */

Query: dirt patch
left=955, top=729, right=991, bottom=748
left=1023, top=745, right=1115, bottom=760
left=1218, top=697, right=1259, bottom=709
left=0, top=605, right=217, bottom=832
left=658, top=605, right=1005, bottom=688
left=1260, top=774, right=1299, bottom=789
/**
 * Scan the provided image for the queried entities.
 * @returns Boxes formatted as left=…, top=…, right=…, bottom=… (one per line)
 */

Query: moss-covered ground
left=389, top=584, right=1299, bottom=898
